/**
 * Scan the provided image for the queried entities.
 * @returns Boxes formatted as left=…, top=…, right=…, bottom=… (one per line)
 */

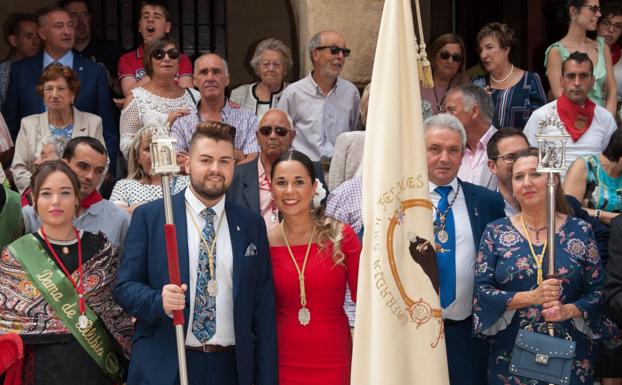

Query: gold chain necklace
left=280, top=222, right=316, bottom=326
left=185, top=201, right=225, bottom=297
left=520, top=214, right=547, bottom=285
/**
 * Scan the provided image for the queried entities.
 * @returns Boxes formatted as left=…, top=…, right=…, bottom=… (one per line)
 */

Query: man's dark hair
left=139, top=1, right=171, bottom=22
left=63, top=137, right=107, bottom=161
left=487, top=128, right=528, bottom=160
left=600, top=0, right=622, bottom=20
left=603, top=128, right=622, bottom=162
left=58, top=0, right=90, bottom=13
left=3, top=12, right=36, bottom=39
left=562, top=51, right=594, bottom=74
left=189, top=121, right=237, bottom=150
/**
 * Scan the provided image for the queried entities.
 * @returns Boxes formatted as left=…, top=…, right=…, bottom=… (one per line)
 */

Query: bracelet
left=596, top=209, right=602, bottom=220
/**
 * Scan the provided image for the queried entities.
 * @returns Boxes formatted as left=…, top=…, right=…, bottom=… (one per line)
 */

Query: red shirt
left=117, top=45, right=193, bottom=81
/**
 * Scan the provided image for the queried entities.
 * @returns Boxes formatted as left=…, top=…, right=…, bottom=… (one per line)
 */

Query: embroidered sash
left=7, top=234, right=123, bottom=383
left=0, top=186, right=21, bottom=248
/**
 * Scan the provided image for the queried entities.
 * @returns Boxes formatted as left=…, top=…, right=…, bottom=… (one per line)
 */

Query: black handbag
left=508, top=329, right=576, bottom=385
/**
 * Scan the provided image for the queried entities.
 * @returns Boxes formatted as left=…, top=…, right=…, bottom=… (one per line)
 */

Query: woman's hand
left=162, top=283, right=187, bottom=315
left=166, top=108, right=191, bottom=126
left=530, top=278, right=562, bottom=305
left=541, top=301, right=581, bottom=322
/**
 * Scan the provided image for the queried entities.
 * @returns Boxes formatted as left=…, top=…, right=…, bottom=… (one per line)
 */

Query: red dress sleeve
left=178, top=54, right=193, bottom=77
left=341, top=224, right=361, bottom=302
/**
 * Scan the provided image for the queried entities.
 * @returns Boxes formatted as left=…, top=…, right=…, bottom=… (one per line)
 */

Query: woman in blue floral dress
left=474, top=150, right=603, bottom=385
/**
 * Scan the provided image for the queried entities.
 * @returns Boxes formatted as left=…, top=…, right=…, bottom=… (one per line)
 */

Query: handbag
left=508, top=328, right=576, bottom=385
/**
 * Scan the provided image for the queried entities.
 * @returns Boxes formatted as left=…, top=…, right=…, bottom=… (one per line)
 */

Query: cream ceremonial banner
left=350, top=0, right=450, bottom=384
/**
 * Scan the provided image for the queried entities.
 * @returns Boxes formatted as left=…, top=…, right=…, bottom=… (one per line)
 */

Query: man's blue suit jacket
left=460, top=179, right=506, bottom=249
left=4, top=52, right=118, bottom=170
left=114, top=191, right=278, bottom=385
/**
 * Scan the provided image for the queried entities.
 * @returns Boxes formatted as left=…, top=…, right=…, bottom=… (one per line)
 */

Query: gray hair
left=259, top=108, right=294, bottom=131
left=307, top=32, right=323, bottom=63
left=194, top=53, right=229, bottom=76
left=423, top=113, right=467, bottom=149
left=448, top=84, right=494, bottom=122
left=40, top=135, right=66, bottom=158
left=250, top=38, right=293, bottom=75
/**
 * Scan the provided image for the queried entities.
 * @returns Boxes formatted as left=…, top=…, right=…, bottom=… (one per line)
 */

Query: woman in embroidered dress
left=119, top=35, right=199, bottom=158
left=420, top=33, right=470, bottom=114
left=0, top=160, right=132, bottom=385
left=267, top=150, right=360, bottom=385
left=10, top=64, right=104, bottom=194
left=474, top=149, right=603, bottom=385
left=472, top=23, right=546, bottom=130
left=230, top=38, right=292, bottom=120
left=545, top=0, right=617, bottom=116
left=110, top=125, right=188, bottom=215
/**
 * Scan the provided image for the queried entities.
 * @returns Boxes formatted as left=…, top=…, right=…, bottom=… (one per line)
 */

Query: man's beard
left=190, top=174, right=228, bottom=201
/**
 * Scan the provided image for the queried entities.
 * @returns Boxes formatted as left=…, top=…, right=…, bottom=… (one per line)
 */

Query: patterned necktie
left=435, top=186, right=456, bottom=308
left=191, top=207, right=217, bottom=344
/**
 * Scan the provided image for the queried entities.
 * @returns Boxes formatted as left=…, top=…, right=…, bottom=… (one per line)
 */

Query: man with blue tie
left=3, top=7, right=118, bottom=171
left=424, top=113, right=505, bottom=385
left=114, top=121, right=277, bottom=385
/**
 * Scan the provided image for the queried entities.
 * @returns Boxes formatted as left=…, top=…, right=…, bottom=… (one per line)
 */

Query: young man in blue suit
left=3, top=7, right=118, bottom=171
left=115, top=121, right=277, bottom=385
left=424, top=113, right=505, bottom=385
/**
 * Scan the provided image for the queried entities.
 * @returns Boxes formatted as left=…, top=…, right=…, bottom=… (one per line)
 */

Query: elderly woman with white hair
left=230, top=38, right=293, bottom=119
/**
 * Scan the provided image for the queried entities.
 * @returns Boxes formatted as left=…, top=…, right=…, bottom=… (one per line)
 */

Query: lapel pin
left=236, top=225, right=240, bottom=231
left=79, top=66, right=83, bottom=71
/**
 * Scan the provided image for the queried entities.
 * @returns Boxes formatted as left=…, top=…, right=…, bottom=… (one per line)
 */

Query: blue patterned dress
left=474, top=217, right=603, bottom=385
left=473, top=71, right=546, bottom=130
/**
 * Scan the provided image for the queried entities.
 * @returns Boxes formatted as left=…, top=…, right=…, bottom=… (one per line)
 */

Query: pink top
left=458, top=125, right=496, bottom=184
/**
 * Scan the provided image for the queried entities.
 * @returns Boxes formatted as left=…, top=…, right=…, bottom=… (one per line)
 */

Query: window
left=88, top=0, right=227, bottom=60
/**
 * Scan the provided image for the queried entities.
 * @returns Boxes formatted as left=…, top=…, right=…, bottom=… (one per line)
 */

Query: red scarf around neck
left=80, top=190, right=103, bottom=209
left=556, top=94, right=596, bottom=142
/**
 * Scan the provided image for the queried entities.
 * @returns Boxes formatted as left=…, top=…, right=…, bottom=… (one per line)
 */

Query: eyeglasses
left=151, top=48, right=180, bottom=60
left=261, top=61, right=283, bottom=69
left=494, top=153, right=519, bottom=164
left=581, top=4, right=601, bottom=13
left=438, top=50, right=462, bottom=62
left=258, top=126, right=290, bottom=137
left=315, top=45, right=351, bottom=57
left=600, top=18, right=622, bottom=31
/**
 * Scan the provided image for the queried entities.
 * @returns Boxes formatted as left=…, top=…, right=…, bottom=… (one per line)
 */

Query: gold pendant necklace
left=281, top=222, right=316, bottom=326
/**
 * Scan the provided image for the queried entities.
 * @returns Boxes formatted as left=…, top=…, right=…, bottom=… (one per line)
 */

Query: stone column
left=289, top=0, right=384, bottom=88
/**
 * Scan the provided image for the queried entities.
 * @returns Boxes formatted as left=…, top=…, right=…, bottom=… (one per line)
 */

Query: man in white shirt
left=524, top=51, right=616, bottom=178
left=277, top=30, right=360, bottom=162
left=444, top=84, right=498, bottom=190
left=115, top=120, right=277, bottom=385
left=424, top=113, right=505, bottom=385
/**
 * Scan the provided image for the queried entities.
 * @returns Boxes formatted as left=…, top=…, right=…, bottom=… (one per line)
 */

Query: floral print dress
left=473, top=217, right=603, bottom=385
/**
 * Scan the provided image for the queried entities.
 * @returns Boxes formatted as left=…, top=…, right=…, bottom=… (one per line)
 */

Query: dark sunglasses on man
left=315, top=45, right=351, bottom=57
left=258, top=126, right=290, bottom=137
left=151, top=48, right=181, bottom=60
left=438, top=50, right=462, bottom=62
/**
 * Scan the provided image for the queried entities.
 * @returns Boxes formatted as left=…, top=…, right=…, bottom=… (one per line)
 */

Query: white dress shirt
left=429, top=178, right=476, bottom=321
left=184, top=188, right=235, bottom=346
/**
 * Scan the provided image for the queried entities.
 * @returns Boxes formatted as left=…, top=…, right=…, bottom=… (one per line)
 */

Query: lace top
left=119, top=87, right=199, bottom=158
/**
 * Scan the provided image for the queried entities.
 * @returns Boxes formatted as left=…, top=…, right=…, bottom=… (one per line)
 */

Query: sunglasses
left=438, top=50, right=462, bottom=62
left=151, top=48, right=180, bottom=60
left=258, top=126, right=290, bottom=137
left=581, top=4, right=601, bottom=13
left=316, top=45, right=351, bottom=57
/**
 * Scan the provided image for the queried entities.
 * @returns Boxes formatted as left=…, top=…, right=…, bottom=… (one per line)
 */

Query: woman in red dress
left=268, top=150, right=361, bottom=385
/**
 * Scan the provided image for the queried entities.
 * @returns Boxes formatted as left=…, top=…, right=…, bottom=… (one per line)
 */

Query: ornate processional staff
left=534, top=109, right=571, bottom=343
left=149, top=124, right=189, bottom=385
